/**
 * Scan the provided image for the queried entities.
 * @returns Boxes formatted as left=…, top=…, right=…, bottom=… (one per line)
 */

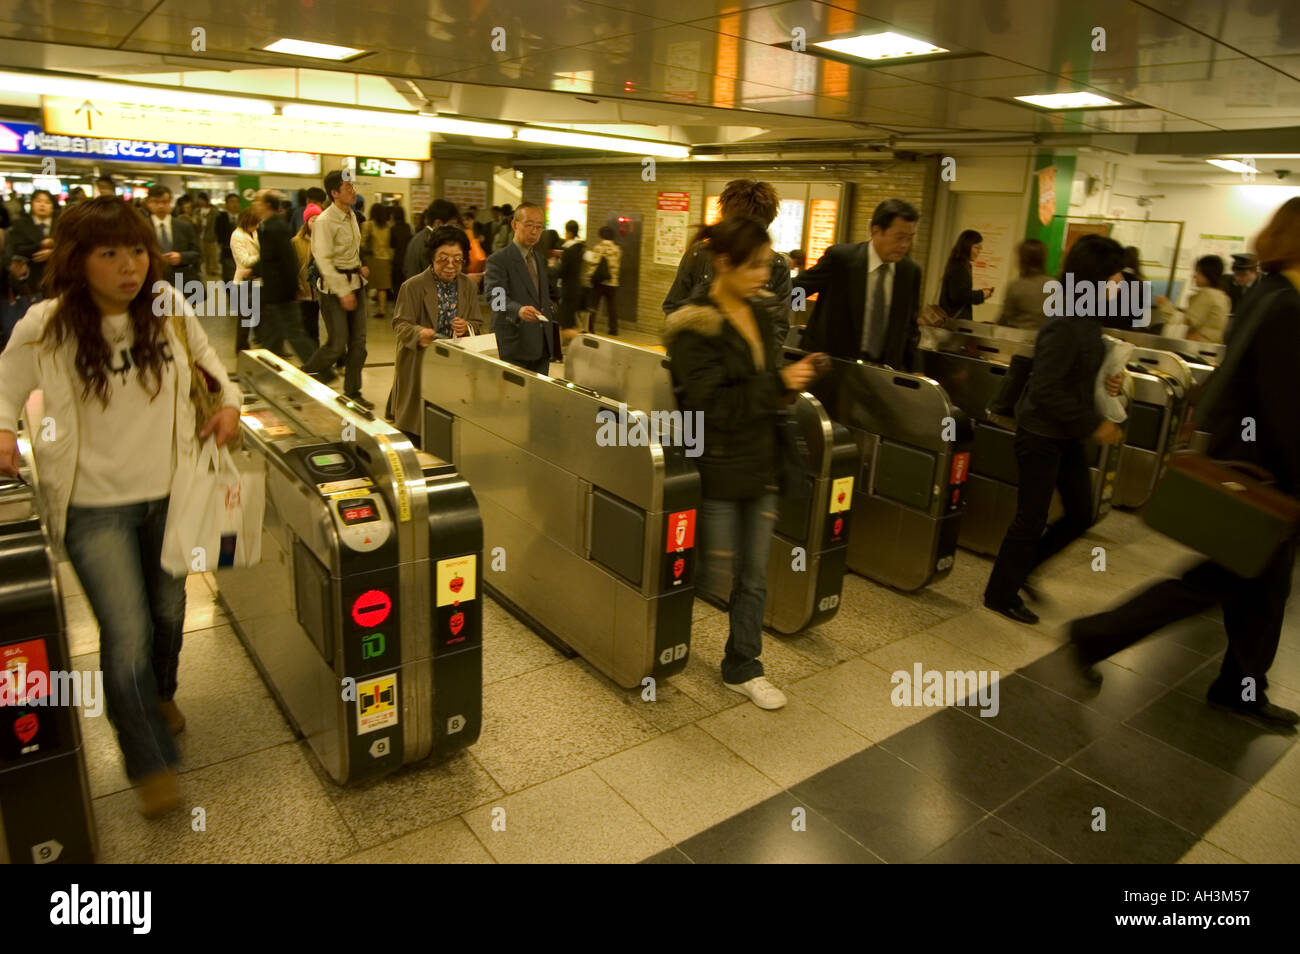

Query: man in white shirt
left=301, top=170, right=372, bottom=406
left=145, top=185, right=202, bottom=292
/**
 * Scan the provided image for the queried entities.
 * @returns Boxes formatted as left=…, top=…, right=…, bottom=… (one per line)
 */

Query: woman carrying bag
left=0, top=197, right=241, bottom=817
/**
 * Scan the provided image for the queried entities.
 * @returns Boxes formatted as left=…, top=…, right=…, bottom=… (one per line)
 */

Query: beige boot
left=159, top=700, right=186, bottom=735
left=137, top=770, right=182, bottom=818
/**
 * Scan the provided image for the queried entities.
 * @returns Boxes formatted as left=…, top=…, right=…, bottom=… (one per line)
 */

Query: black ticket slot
left=0, top=471, right=96, bottom=864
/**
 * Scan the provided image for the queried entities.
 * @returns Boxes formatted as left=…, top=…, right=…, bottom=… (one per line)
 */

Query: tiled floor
left=61, top=309, right=1300, bottom=863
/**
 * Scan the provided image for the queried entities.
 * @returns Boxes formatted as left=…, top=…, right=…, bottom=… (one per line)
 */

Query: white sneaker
left=724, top=676, right=787, bottom=710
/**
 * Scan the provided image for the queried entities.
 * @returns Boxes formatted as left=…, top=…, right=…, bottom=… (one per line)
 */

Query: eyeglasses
left=433, top=255, right=464, bottom=265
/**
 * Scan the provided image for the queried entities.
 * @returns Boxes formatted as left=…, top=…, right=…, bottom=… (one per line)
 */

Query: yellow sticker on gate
left=379, top=443, right=411, bottom=522
left=356, top=673, right=398, bottom=735
left=829, top=476, right=854, bottom=513
left=436, top=555, right=477, bottom=607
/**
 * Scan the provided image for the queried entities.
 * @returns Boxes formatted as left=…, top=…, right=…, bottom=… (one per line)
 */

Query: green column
left=1024, top=153, right=1076, bottom=275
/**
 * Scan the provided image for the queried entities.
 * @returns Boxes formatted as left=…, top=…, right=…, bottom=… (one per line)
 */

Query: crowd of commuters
left=1, top=165, right=1297, bottom=824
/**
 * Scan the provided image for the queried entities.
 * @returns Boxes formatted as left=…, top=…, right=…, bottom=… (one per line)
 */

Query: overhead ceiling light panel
left=1014, top=91, right=1122, bottom=110
left=515, top=127, right=689, bottom=158
left=263, top=38, right=366, bottom=60
left=281, top=104, right=513, bottom=139
left=1207, top=159, right=1256, bottom=173
left=812, top=32, right=948, bottom=61
left=0, top=70, right=275, bottom=115
left=417, top=114, right=514, bottom=140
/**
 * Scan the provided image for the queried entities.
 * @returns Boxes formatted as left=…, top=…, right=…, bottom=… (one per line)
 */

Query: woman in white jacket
left=0, top=197, right=241, bottom=817
left=230, top=205, right=261, bottom=354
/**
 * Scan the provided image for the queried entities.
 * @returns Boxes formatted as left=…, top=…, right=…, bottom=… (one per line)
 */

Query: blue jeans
left=65, top=498, right=185, bottom=781
left=699, top=494, right=778, bottom=684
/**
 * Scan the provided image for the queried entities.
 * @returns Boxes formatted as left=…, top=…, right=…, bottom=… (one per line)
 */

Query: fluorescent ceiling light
left=281, top=104, right=513, bottom=139
left=0, top=70, right=274, bottom=114
left=812, top=32, right=948, bottom=61
left=515, top=127, right=690, bottom=158
left=1207, top=159, right=1256, bottom=173
left=1014, top=91, right=1122, bottom=110
left=262, top=38, right=365, bottom=60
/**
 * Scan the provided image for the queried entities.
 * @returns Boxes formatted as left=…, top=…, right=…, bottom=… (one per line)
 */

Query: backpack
left=589, top=252, right=611, bottom=288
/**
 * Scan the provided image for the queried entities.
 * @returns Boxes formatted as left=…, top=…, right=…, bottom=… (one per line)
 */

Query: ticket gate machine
left=942, top=321, right=1194, bottom=509
left=919, top=332, right=1123, bottom=556
left=0, top=425, right=96, bottom=863
left=421, top=336, right=700, bottom=690
left=563, top=334, right=856, bottom=632
left=216, top=351, right=482, bottom=785
left=784, top=328, right=973, bottom=591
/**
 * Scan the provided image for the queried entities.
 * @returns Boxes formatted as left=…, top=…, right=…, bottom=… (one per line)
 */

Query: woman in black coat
left=939, top=229, right=995, bottom=322
left=1069, top=199, right=1300, bottom=728
left=983, top=234, right=1126, bottom=623
left=664, top=216, right=825, bottom=711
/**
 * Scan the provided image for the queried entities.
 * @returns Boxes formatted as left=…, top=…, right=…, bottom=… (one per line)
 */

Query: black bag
left=987, top=353, right=1033, bottom=418
left=589, top=254, right=611, bottom=288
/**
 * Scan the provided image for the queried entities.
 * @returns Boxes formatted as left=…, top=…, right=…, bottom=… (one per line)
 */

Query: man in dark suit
left=792, top=198, right=923, bottom=370
left=404, top=199, right=459, bottom=284
left=484, top=202, right=555, bottom=373
left=145, top=185, right=201, bottom=293
left=251, top=189, right=317, bottom=364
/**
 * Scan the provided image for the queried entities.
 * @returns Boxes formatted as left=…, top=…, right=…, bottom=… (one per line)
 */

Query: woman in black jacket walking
left=1069, top=199, right=1300, bottom=728
left=983, top=234, right=1125, bottom=623
left=939, top=229, right=995, bottom=322
left=665, top=216, right=825, bottom=710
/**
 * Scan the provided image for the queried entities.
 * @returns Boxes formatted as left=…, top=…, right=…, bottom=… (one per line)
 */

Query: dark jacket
left=1015, top=315, right=1105, bottom=440
left=938, top=259, right=985, bottom=322
left=664, top=292, right=788, bottom=499
left=404, top=227, right=432, bottom=283
left=253, top=214, right=299, bottom=304
left=663, top=241, right=791, bottom=350
left=8, top=214, right=57, bottom=293
left=153, top=216, right=202, bottom=290
left=485, top=241, right=554, bottom=365
left=216, top=211, right=236, bottom=262
left=792, top=242, right=923, bottom=370
left=1198, top=272, right=1300, bottom=495
left=389, top=221, right=412, bottom=289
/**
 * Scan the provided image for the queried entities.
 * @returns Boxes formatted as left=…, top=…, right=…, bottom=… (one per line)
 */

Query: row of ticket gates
left=0, top=316, right=1223, bottom=863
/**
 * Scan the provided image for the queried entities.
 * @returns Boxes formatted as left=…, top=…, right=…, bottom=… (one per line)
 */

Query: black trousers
left=588, top=283, right=618, bottom=335
left=984, top=429, right=1094, bottom=607
left=300, top=299, right=320, bottom=343
left=1073, top=541, right=1296, bottom=703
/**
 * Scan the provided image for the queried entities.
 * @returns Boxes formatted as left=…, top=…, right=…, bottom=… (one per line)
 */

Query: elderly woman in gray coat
left=387, top=225, right=482, bottom=444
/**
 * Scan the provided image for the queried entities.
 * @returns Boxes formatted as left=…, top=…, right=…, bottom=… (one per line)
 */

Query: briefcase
left=1142, top=452, right=1300, bottom=578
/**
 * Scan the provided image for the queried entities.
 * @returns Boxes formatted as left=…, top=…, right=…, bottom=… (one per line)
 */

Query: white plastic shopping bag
left=1094, top=335, right=1134, bottom=423
left=162, top=440, right=266, bottom=576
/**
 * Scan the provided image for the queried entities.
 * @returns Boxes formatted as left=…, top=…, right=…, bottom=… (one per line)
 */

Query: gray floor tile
left=676, top=792, right=882, bottom=864
left=335, top=816, right=495, bottom=864
left=955, top=673, right=1115, bottom=762
left=921, top=816, right=1066, bottom=864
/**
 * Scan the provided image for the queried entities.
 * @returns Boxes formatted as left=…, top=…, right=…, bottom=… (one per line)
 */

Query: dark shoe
left=1020, top=581, right=1041, bottom=604
left=984, top=599, right=1039, bottom=625
left=345, top=393, right=375, bottom=410
left=309, top=368, right=337, bottom=386
left=1207, top=695, right=1300, bottom=730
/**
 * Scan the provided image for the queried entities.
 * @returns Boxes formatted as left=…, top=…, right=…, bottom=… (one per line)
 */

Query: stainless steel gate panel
left=423, top=340, right=698, bottom=689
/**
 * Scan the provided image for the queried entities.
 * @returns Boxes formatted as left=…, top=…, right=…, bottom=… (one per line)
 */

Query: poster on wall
left=655, top=192, right=691, bottom=266
left=1037, top=166, right=1057, bottom=226
left=545, top=179, right=589, bottom=237
left=409, top=184, right=432, bottom=217
left=443, top=179, right=488, bottom=212
left=664, top=41, right=700, bottom=103
left=967, top=217, right=1015, bottom=310
left=806, top=199, right=838, bottom=268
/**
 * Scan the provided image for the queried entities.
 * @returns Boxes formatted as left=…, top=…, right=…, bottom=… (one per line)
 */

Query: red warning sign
left=950, top=452, right=970, bottom=486
left=665, top=509, right=696, bottom=552
left=351, top=590, right=392, bottom=628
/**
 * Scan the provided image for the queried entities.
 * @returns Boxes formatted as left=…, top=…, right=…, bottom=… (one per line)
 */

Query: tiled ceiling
left=0, top=0, right=1297, bottom=148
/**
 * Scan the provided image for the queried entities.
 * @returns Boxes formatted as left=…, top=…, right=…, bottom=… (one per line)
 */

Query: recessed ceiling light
left=812, top=32, right=948, bottom=61
left=1014, top=92, right=1122, bottom=110
left=263, top=38, right=366, bottom=61
left=1207, top=159, right=1256, bottom=173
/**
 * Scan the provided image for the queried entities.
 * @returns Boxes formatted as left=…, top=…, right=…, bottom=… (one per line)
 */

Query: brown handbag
left=170, top=313, right=241, bottom=451
left=1142, top=452, right=1300, bottom=577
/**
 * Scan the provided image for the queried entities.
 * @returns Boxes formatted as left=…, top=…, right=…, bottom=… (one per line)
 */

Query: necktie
left=39, top=222, right=47, bottom=238
left=525, top=249, right=540, bottom=295
left=863, top=262, right=888, bottom=359
left=158, top=220, right=171, bottom=253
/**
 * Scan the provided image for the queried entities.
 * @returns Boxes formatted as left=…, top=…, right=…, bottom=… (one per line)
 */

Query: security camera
left=1274, top=169, right=1291, bottom=180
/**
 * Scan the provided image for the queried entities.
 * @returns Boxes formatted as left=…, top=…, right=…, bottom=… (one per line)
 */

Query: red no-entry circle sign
left=351, top=590, right=392, bottom=628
